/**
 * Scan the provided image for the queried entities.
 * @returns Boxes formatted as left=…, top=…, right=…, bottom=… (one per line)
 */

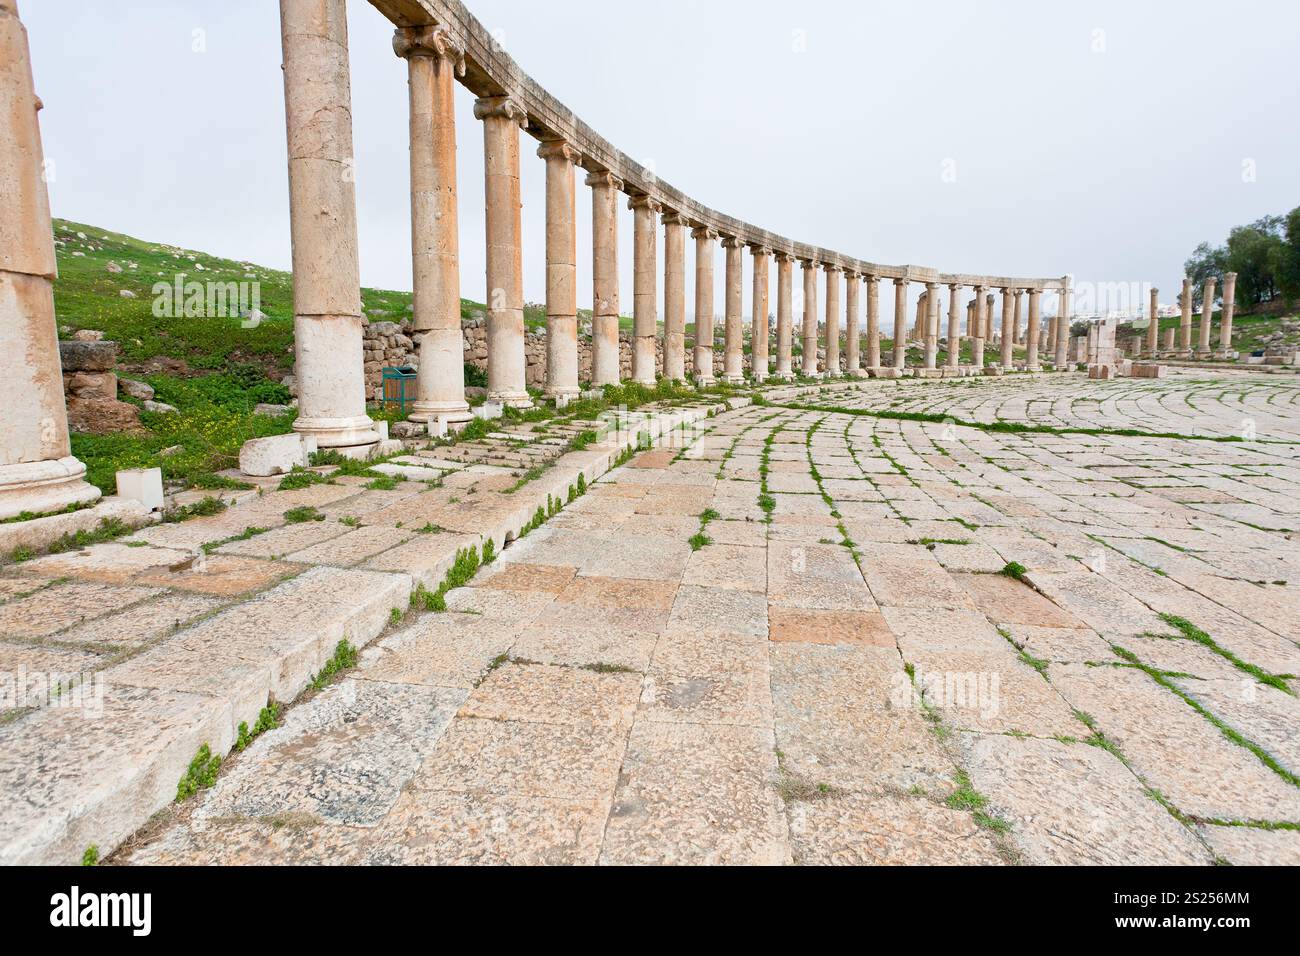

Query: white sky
left=25, top=0, right=1300, bottom=322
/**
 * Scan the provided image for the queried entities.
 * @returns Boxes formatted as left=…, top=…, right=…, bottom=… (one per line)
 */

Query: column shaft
left=750, top=246, right=770, bottom=382
left=692, top=226, right=718, bottom=385
left=629, top=195, right=661, bottom=386
left=999, top=289, right=1015, bottom=368
left=892, top=279, right=908, bottom=369
left=946, top=284, right=961, bottom=369
left=865, top=276, right=881, bottom=369
left=0, top=0, right=100, bottom=517
left=971, top=288, right=986, bottom=367
left=1146, top=286, right=1159, bottom=356
left=1219, top=272, right=1237, bottom=352
left=539, top=140, right=580, bottom=397
left=801, top=260, right=820, bottom=376
left=722, top=236, right=745, bottom=382
left=476, top=95, right=531, bottom=407
left=774, top=252, right=793, bottom=379
left=1198, top=277, right=1216, bottom=354
left=662, top=210, right=688, bottom=382
left=823, top=265, right=841, bottom=377
left=1055, top=287, right=1071, bottom=367
left=1026, top=289, right=1042, bottom=369
left=586, top=171, right=622, bottom=386
left=396, top=27, right=471, bottom=423
left=924, top=284, right=939, bottom=369
left=844, top=273, right=861, bottom=375
left=1179, top=277, right=1194, bottom=353
left=282, top=0, right=379, bottom=448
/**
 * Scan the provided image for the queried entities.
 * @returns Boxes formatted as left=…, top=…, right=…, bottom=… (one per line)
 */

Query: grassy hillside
left=1116, top=309, right=1299, bottom=356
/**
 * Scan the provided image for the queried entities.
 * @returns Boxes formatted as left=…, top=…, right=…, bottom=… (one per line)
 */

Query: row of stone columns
left=1162, top=274, right=1239, bottom=358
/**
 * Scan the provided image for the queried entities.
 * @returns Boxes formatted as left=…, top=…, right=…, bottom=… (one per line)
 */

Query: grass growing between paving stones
left=1156, top=614, right=1294, bottom=695
left=1109, top=643, right=1300, bottom=788
left=175, top=744, right=222, bottom=802
left=690, top=508, right=719, bottom=551
left=235, top=702, right=282, bottom=752
left=310, top=639, right=359, bottom=691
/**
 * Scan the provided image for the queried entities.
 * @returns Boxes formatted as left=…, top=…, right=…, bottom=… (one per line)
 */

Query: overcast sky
left=25, top=0, right=1300, bottom=320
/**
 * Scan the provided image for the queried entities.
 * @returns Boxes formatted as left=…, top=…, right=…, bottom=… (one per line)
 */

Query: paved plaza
left=5, top=372, right=1280, bottom=866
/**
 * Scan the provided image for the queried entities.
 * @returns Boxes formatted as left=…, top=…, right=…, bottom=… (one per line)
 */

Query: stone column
left=394, top=26, right=471, bottom=424
left=1146, top=286, right=1159, bottom=357
left=586, top=170, right=622, bottom=386
left=692, top=226, right=718, bottom=385
left=823, top=264, right=841, bottom=377
left=629, top=194, right=661, bottom=386
left=971, top=287, right=986, bottom=368
left=913, top=293, right=926, bottom=350
left=661, top=209, right=688, bottom=383
left=280, top=0, right=379, bottom=451
left=1026, top=289, right=1042, bottom=370
left=801, top=260, right=820, bottom=376
left=844, top=271, right=861, bottom=376
left=537, top=139, right=581, bottom=399
left=774, top=251, right=794, bottom=379
left=999, top=288, right=1015, bottom=368
left=865, top=275, right=881, bottom=371
left=1013, top=289, right=1024, bottom=353
left=475, top=94, right=532, bottom=407
left=1219, top=271, right=1237, bottom=354
left=1198, top=276, right=1216, bottom=354
left=946, top=284, right=961, bottom=369
left=1179, top=277, right=1194, bottom=354
left=722, top=236, right=746, bottom=383
left=892, top=278, right=908, bottom=369
left=750, top=245, right=770, bottom=382
left=1055, top=285, right=1071, bottom=368
left=924, top=283, right=939, bottom=370
left=0, top=0, right=101, bottom=519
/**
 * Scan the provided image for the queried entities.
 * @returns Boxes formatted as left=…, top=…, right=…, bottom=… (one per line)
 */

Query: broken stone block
left=58, top=340, right=117, bottom=372
left=238, top=434, right=308, bottom=477
left=116, top=467, right=164, bottom=512
left=118, top=378, right=155, bottom=401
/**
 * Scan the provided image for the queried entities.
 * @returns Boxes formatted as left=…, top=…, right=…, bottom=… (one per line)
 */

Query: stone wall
left=362, top=315, right=707, bottom=398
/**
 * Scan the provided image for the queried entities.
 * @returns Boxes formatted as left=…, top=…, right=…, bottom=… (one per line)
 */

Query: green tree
left=1184, top=242, right=1226, bottom=307
left=1225, top=215, right=1284, bottom=307
left=1275, top=206, right=1300, bottom=305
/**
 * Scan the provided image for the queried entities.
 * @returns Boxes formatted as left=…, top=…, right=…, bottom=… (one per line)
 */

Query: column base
left=874, top=367, right=904, bottom=379
left=292, top=414, right=381, bottom=451
left=721, top=374, right=745, bottom=385
left=695, top=375, right=716, bottom=387
left=0, top=455, right=103, bottom=522
left=488, top=389, right=534, bottom=410
left=772, top=371, right=794, bottom=382
left=543, top=385, right=582, bottom=400
left=407, top=400, right=473, bottom=424
left=983, top=366, right=1004, bottom=376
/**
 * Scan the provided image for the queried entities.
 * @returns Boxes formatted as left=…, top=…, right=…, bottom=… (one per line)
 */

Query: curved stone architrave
left=370, top=0, right=1066, bottom=293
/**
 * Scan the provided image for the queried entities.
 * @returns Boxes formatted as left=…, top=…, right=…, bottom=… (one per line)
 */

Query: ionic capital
left=537, top=139, right=581, bottom=165
left=893, top=277, right=909, bottom=287
left=748, top=243, right=772, bottom=257
left=473, top=95, right=528, bottom=127
left=823, top=262, right=842, bottom=274
left=691, top=225, right=719, bottom=242
left=585, top=169, right=623, bottom=191
left=661, top=208, right=690, bottom=226
left=773, top=250, right=795, bottom=263
left=627, top=194, right=662, bottom=213
left=393, top=26, right=466, bottom=75
left=720, top=235, right=745, bottom=249
left=948, top=282, right=963, bottom=291
left=800, top=258, right=819, bottom=269
left=864, top=274, right=880, bottom=286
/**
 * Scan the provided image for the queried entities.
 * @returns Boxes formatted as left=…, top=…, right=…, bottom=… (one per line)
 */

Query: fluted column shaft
left=476, top=94, right=531, bottom=407
left=750, top=246, right=770, bottom=382
left=845, top=273, right=861, bottom=375
left=280, top=0, right=380, bottom=449
left=1198, top=277, right=1216, bottom=354
left=801, top=260, right=820, bottom=376
left=1026, top=289, right=1042, bottom=369
left=865, top=276, right=881, bottom=369
left=661, top=210, right=688, bottom=383
left=892, top=279, right=908, bottom=369
left=946, top=284, right=961, bottom=369
left=629, top=195, right=661, bottom=385
left=396, top=26, right=471, bottom=423
left=1146, top=286, right=1159, bottom=357
left=1179, top=277, right=1194, bottom=353
left=722, top=236, right=745, bottom=382
left=1220, top=272, right=1237, bottom=352
left=775, top=252, right=794, bottom=378
left=999, top=288, right=1015, bottom=368
left=692, top=226, right=718, bottom=385
left=1055, top=287, right=1071, bottom=368
left=924, top=284, right=939, bottom=369
left=824, top=265, right=841, bottom=377
left=538, top=139, right=580, bottom=397
left=0, top=0, right=101, bottom=517
left=971, top=287, right=986, bottom=368
left=586, top=170, right=622, bottom=386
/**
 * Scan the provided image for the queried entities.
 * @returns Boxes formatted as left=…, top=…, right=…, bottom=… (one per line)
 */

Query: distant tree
left=1184, top=242, right=1227, bottom=307
left=1275, top=206, right=1300, bottom=305
left=1225, top=215, right=1284, bottom=306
